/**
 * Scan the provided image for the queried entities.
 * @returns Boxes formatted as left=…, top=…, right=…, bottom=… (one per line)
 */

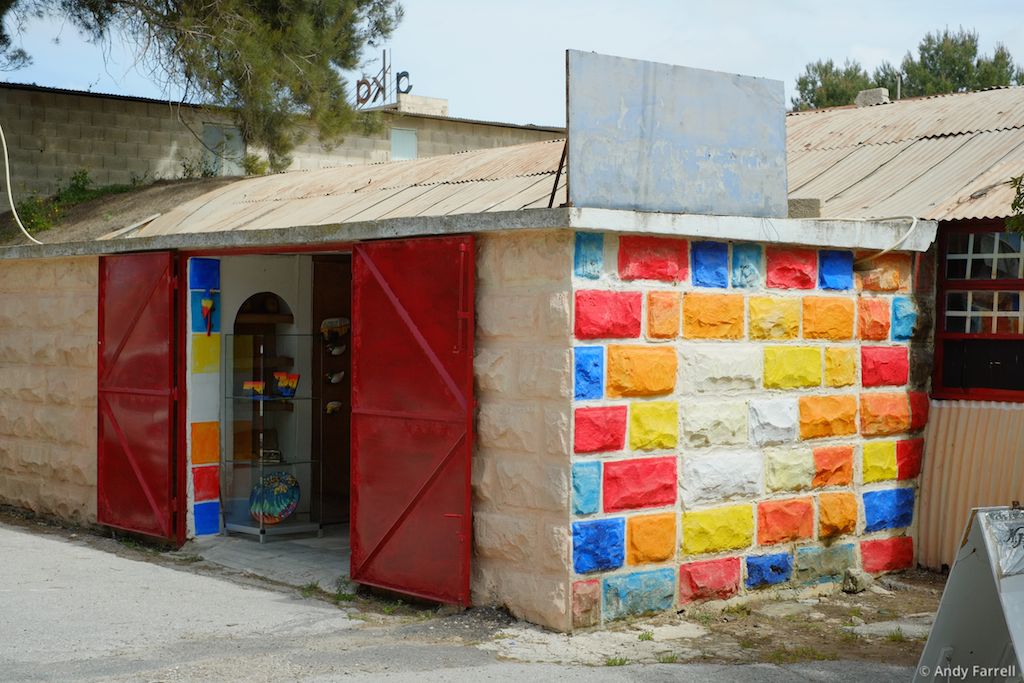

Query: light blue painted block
left=692, top=241, right=729, bottom=288
left=864, top=488, right=915, bottom=532
left=574, top=232, right=604, bottom=279
left=602, top=569, right=676, bottom=620
left=194, top=501, right=221, bottom=535
left=731, top=243, right=762, bottom=288
left=572, top=518, right=625, bottom=574
left=745, top=553, right=793, bottom=588
left=818, top=250, right=854, bottom=290
left=572, top=462, right=601, bottom=516
left=892, top=297, right=918, bottom=340
left=190, top=291, right=221, bottom=334
left=189, top=258, right=220, bottom=290
left=574, top=347, right=603, bottom=400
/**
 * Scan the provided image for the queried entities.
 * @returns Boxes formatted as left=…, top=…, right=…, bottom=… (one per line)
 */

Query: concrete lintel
left=569, top=208, right=938, bottom=253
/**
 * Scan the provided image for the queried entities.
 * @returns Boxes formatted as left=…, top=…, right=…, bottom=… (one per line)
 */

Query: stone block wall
left=472, top=230, right=574, bottom=631
left=0, top=257, right=98, bottom=523
left=568, top=232, right=932, bottom=628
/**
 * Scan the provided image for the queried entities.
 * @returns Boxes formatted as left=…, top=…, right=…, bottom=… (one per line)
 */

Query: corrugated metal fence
left=919, top=400, right=1024, bottom=569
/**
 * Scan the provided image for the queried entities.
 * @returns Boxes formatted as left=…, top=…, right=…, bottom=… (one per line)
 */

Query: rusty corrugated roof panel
left=786, top=86, right=1024, bottom=220
left=137, top=139, right=565, bottom=237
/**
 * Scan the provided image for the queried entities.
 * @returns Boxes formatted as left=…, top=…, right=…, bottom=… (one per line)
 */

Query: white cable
left=854, top=216, right=919, bottom=265
left=0, top=119, right=43, bottom=246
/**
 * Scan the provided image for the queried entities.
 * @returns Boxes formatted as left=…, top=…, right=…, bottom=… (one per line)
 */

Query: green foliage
left=638, top=630, right=653, bottom=641
left=242, top=154, right=270, bottom=177
left=2, top=0, right=403, bottom=164
left=792, top=59, right=873, bottom=110
left=885, top=628, right=907, bottom=642
left=656, top=653, right=677, bottom=664
left=604, top=657, right=628, bottom=666
left=179, top=155, right=217, bottom=179
left=1008, top=175, right=1024, bottom=233
left=14, top=169, right=140, bottom=232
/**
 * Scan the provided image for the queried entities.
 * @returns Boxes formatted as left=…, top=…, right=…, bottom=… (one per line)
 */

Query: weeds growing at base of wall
left=15, top=169, right=148, bottom=233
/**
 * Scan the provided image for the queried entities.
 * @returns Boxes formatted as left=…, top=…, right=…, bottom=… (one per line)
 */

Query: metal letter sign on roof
left=566, top=50, right=788, bottom=217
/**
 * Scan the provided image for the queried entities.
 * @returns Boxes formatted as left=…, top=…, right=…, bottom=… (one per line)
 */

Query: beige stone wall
left=0, top=257, right=98, bottom=523
left=0, top=85, right=562, bottom=198
left=472, top=230, right=574, bottom=631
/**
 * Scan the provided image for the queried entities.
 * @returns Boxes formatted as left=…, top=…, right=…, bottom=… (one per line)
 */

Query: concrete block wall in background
left=568, top=231, right=933, bottom=628
left=0, top=257, right=98, bottom=523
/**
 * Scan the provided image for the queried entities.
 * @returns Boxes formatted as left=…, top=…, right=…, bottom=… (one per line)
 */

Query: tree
left=791, top=59, right=872, bottom=110
left=1, top=0, right=403, bottom=169
left=874, top=28, right=1024, bottom=99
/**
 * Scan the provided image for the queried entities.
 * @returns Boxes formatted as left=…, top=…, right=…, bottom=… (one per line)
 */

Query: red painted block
left=574, top=290, right=642, bottom=339
left=861, top=347, right=910, bottom=387
left=757, top=498, right=813, bottom=545
left=861, top=536, right=914, bottom=573
left=193, top=465, right=219, bottom=502
left=766, top=247, right=817, bottom=289
left=909, top=391, right=930, bottom=431
left=574, top=406, right=627, bottom=454
left=618, top=236, right=689, bottom=282
left=679, top=557, right=741, bottom=603
left=603, top=457, right=677, bottom=512
left=896, top=438, right=924, bottom=480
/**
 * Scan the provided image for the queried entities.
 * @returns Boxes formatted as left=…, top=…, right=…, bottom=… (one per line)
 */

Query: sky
left=3, top=0, right=1023, bottom=127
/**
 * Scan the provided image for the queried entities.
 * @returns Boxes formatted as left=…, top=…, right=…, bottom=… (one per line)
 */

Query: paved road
left=0, top=523, right=913, bottom=682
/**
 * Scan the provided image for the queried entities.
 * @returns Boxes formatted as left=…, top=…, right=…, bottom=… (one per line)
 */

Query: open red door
left=351, top=235, right=474, bottom=605
left=97, top=252, right=180, bottom=543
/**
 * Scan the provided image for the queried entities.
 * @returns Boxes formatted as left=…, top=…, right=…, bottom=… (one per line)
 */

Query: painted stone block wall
left=472, top=230, right=574, bottom=631
left=0, top=257, right=98, bottom=523
left=569, top=232, right=930, bottom=628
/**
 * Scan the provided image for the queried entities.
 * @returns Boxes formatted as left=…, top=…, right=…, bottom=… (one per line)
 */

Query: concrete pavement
left=0, top=522, right=914, bottom=682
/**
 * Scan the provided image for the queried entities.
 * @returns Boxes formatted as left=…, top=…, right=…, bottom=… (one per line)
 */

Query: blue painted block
left=574, top=347, right=604, bottom=400
left=572, top=518, right=625, bottom=573
left=731, top=243, right=763, bottom=288
left=572, top=462, right=601, bottom=516
left=602, top=569, right=676, bottom=620
left=574, top=232, right=604, bottom=279
left=745, top=553, right=793, bottom=588
left=692, top=241, right=729, bottom=288
left=795, top=544, right=855, bottom=584
left=189, top=257, right=220, bottom=291
left=194, top=501, right=221, bottom=535
left=189, top=291, right=221, bottom=334
left=864, top=488, right=915, bottom=532
left=818, top=250, right=853, bottom=290
left=891, top=297, right=918, bottom=340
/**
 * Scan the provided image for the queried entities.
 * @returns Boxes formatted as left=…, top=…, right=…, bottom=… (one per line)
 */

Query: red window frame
left=933, top=219, right=1024, bottom=402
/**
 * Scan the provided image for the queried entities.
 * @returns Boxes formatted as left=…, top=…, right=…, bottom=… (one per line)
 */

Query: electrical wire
left=0, top=119, right=43, bottom=246
left=853, top=215, right=920, bottom=265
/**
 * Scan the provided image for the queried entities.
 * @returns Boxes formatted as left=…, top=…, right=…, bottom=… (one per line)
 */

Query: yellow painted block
left=192, top=334, right=221, bottom=374
left=863, top=441, right=897, bottom=482
left=627, top=513, right=677, bottom=564
left=802, top=297, right=855, bottom=340
left=629, top=401, right=678, bottom=451
left=683, top=293, right=744, bottom=339
left=682, top=504, right=754, bottom=555
left=749, top=296, right=800, bottom=340
left=763, top=346, right=822, bottom=389
left=607, top=345, right=677, bottom=397
left=824, top=347, right=857, bottom=387
left=765, top=447, right=815, bottom=492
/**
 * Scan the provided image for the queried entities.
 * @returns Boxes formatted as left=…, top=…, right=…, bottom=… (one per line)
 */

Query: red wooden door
left=97, top=252, right=180, bottom=542
left=350, top=235, right=474, bottom=605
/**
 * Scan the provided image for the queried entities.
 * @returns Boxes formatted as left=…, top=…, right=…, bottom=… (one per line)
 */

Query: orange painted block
left=798, top=395, right=857, bottom=439
left=683, top=293, right=744, bottom=339
left=757, top=498, right=814, bottom=545
left=812, top=445, right=853, bottom=487
left=824, top=347, right=857, bottom=387
left=627, top=512, right=677, bottom=565
left=818, top=492, right=857, bottom=538
left=802, top=297, right=854, bottom=340
left=860, top=392, right=912, bottom=436
left=858, top=298, right=891, bottom=340
left=606, top=345, right=677, bottom=397
left=856, top=252, right=912, bottom=292
left=647, top=291, right=681, bottom=339
left=191, top=421, right=220, bottom=465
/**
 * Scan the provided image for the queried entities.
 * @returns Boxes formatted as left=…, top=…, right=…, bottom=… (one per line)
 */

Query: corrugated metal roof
left=135, top=139, right=566, bottom=237
left=787, top=86, right=1024, bottom=220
